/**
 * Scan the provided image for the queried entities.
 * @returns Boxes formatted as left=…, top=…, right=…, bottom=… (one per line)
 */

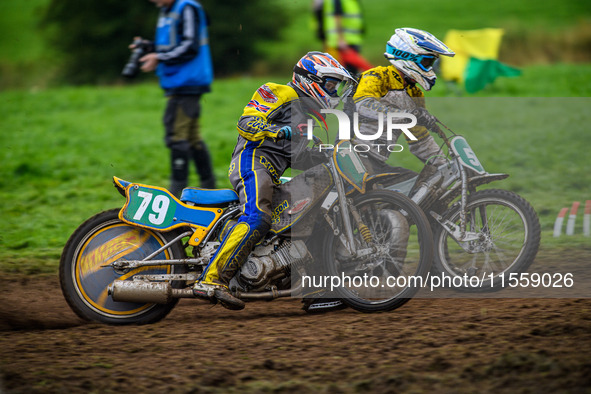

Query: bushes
left=41, top=0, right=287, bottom=84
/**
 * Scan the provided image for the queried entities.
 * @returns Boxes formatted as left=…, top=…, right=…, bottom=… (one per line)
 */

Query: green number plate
left=451, top=136, right=486, bottom=174
left=335, top=141, right=367, bottom=190
left=123, top=186, right=177, bottom=230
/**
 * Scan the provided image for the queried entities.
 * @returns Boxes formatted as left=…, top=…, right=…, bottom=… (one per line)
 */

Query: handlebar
left=431, top=121, right=453, bottom=148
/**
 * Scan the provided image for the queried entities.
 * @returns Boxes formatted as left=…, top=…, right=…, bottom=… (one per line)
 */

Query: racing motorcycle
left=359, top=122, right=541, bottom=292
left=60, top=139, right=434, bottom=325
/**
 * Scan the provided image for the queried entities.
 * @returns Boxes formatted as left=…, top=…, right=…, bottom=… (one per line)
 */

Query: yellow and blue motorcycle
left=60, top=141, right=433, bottom=324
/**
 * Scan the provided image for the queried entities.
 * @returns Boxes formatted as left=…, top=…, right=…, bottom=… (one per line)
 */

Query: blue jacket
left=155, top=0, right=213, bottom=94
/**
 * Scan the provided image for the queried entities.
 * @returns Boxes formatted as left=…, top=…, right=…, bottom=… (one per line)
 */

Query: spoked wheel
left=60, top=209, right=187, bottom=324
left=432, top=189, right=541, bottom=292
left=324, top=190, right=433, bottom=312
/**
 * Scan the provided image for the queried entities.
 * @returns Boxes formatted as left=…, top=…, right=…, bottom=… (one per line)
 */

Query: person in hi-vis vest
left=321, top=0, right=373, bottom=74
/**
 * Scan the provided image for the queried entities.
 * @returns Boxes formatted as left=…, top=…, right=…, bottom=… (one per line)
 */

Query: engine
left=237, top=240, right=311, bottom=291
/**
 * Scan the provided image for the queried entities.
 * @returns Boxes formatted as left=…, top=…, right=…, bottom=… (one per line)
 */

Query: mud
left=1, top=250, right=590, bottom=393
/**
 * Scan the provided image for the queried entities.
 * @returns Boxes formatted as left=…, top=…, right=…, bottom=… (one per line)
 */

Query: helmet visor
left=322, top=77, right=342, bottom=97
left=385, top=45, right=438, bottom=72
left=418, top=55, right=436, bottom=72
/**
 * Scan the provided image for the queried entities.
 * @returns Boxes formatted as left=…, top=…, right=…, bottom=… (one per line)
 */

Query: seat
left=180, top=188, right=239, bottom=206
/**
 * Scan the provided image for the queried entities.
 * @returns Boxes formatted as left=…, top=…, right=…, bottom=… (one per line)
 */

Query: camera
left=121, top=38, right=154, bottom=78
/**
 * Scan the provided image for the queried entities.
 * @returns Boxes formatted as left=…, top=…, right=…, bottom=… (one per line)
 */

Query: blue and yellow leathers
left=200, top=83, right=306, bottom=286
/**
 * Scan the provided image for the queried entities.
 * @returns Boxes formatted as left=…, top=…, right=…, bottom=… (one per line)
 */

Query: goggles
left=322, top=77, right=342, bottom=96
left=386, top=44, right=437, bottom=72
left=294, top=65, right=347, bottom=97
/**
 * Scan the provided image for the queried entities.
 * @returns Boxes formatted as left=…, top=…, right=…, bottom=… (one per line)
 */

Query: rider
left=193, top=52, right=356, bottom=310
left=352, top=28, right=455, bottom=169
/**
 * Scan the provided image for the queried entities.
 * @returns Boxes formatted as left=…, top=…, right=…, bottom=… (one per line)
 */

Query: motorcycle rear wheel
left=432, top=189, right=541, bottom=292
left=323, top=190, right=433, bottom=312
left=60, top=209, right=187, bottom=324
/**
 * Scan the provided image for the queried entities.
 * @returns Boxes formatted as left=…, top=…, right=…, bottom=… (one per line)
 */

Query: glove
left=277, top=126, right=292, bottom=140
left=411, top=107, right=438, bottom=129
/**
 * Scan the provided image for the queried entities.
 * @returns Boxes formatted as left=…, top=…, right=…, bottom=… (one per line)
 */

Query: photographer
left=129, top=0, right=215, bottom=196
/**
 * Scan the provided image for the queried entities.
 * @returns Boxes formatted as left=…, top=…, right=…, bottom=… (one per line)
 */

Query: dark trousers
left=163, top=95, right=215, bottom=196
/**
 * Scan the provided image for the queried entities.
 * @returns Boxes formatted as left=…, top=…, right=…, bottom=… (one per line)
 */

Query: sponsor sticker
left=257, top=85, right=278, bottom=103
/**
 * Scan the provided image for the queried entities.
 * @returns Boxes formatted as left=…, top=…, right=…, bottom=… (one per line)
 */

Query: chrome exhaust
left=108, top=281, right=194, bottom=304
left=109, top=280, right=297, bottom=304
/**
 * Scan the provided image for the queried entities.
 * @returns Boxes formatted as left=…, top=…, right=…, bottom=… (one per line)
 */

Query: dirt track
left=1, top=250, right=590, bottom=393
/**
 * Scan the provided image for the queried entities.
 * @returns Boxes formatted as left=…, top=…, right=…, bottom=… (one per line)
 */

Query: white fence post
left=566, top=201, right=580, bottom=236
left=584, top=200, right=590, bottom=237
left=553, top=207, right=568, bottom=237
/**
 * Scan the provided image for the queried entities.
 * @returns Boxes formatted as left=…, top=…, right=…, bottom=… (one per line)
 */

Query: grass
left=1, top=64, right=591, bottom=273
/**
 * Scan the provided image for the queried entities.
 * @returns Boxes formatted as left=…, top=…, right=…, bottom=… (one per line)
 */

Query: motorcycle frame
left=105, top=151, right=366, bottom=283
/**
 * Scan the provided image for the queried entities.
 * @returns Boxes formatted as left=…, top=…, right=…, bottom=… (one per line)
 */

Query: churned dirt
left=1, top=250, right=590, bottom=393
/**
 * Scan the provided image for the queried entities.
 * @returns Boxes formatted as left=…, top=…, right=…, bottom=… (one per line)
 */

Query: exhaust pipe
left=108, top=281, right=194, bottom=304
left=109, top=281, right=297, bottom=303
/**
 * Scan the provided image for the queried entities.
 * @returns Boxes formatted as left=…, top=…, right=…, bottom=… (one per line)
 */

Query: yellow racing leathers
left=200, top=83, right=325, bottom=287
left=353, top=65, right=445, bottom=165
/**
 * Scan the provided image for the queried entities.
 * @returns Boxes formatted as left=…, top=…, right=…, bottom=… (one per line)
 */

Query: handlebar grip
left=431, top=123, right=442, bottom=134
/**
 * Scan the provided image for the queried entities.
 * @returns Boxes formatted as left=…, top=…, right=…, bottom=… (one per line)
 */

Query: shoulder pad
left=256, top=83, right=298, bottom=104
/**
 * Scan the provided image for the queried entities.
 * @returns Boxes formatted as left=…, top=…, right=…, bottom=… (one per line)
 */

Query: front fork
left=429, top=163, right=483, bottom=247
left=328, top=159, right=358, bottom=255
left=326, top=160, right=376, bottom=259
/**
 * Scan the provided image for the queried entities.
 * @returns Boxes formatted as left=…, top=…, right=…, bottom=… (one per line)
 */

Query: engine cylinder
left=238, top=240, right=311, bottom=290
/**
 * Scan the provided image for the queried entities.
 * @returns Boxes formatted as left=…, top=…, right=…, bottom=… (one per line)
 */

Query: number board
left=335, top=141, right=367, bottom=192
left=450, top=136, right=486, bottom=174
left=122, top=185, right=177, bottom=230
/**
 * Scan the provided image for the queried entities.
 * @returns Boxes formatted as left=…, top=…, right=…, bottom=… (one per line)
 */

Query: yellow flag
left=440, top=28, right=504, bottom=83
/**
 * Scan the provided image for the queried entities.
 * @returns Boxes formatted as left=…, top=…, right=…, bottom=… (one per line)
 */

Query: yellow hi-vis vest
left=323, top=0, right=364, bottom=48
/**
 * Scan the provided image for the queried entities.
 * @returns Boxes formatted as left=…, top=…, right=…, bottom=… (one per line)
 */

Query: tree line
left=41, top=0, right=288, bottom=84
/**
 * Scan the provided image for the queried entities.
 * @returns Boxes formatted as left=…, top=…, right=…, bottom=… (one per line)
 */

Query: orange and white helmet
left=292, top=52, right=356, bottom=109
left=384, top=28, right=454, bottom=91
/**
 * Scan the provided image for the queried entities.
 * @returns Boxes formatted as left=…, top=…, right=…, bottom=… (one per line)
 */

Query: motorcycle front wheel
left=432, top=189, right=541, bottom=292
left=323, top=190, right=433, bottom=312
left=60, top=209, right=187, bottom=324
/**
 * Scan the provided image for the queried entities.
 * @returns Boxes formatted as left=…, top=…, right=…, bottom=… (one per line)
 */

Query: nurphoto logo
left=306, top=109, right=418, bottom=153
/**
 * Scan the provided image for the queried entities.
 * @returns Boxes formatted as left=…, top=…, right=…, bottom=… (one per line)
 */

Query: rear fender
left=113, top=176, right=223, bottom=246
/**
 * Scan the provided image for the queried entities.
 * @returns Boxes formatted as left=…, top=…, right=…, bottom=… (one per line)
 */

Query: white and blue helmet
left=384, top=28, right=454, bottom=90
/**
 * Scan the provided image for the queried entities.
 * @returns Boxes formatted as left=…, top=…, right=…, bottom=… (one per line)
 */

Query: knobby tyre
left=432, top=189, right=541, bottom=292
left=324, top=190, right=433, bottom=312
left=60, top=209, right=187, bottom=324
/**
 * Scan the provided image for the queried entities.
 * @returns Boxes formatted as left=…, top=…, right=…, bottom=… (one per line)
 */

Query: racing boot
left=193, top=281, right=245, bottom=311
